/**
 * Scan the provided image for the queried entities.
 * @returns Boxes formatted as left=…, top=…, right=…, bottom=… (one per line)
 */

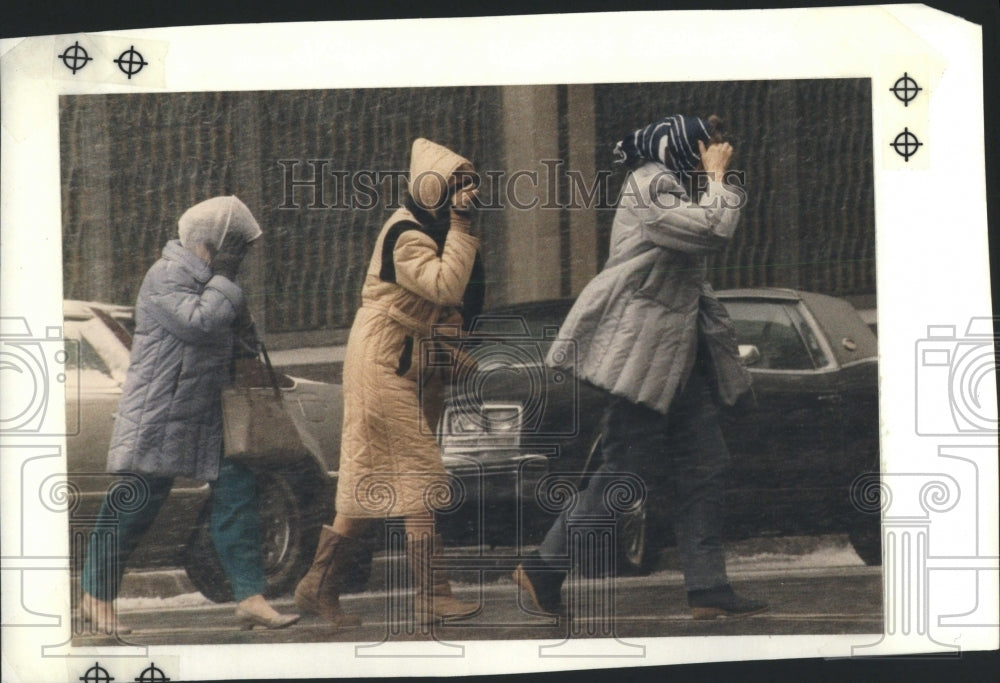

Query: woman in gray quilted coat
left=79, top=196, right=299, bottom=633
left=515, top=115, right=769, bottom=621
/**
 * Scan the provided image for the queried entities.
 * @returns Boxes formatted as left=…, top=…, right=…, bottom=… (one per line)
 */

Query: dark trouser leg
left=667, top=369, right=731, bottom=592
left=538, top=397, right=667, bottom=562
left=81, top=474, right=173, bottom=601
left=208, top=459, right=267, bottom=601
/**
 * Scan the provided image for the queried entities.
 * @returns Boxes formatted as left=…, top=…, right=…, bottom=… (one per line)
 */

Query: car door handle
left=816, top=394, right=842, bottom=403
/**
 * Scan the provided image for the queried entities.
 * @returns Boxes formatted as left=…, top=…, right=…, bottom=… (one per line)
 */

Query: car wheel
left=849, top=516, right=882, bottom=566
left=848, top=524, right=882, bottom=567
left=848, top=463, right=883, bottom=566
left=183, top=466, right=325, bottom=603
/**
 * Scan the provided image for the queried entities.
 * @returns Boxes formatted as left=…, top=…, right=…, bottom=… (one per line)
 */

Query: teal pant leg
left=82, top=475, right=173, bottom=601
left=208, top=459, right=267, bottom=601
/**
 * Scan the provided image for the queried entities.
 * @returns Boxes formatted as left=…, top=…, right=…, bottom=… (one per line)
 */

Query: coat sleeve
left=144, top=267, right=243, bottom=345
left=630, top=170, right=742, bottom=254
left=392, top=228, right=480, bottom=306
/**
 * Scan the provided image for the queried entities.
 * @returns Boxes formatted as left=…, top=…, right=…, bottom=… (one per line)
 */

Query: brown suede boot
left=293, top=525, right=363, bottom=627
left=407, top=533, right=479, bottom=625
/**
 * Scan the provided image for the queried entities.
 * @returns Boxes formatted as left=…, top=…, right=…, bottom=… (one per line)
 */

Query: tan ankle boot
left=407, top=533, right=479, bottom=625
left=293, top=526, right=363, bottom=627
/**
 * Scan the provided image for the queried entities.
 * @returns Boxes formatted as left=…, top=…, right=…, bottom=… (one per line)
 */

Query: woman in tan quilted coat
left=294, top=139, right=484, bottom=627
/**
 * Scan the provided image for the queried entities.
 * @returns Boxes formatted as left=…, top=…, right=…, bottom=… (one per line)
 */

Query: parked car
left=438, top=289, right=882, bottom=572
left=63, top=300, right=547, bottom=603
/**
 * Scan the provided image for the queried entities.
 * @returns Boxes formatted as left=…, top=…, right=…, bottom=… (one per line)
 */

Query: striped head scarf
left=613, top=115, right=712, bottom=187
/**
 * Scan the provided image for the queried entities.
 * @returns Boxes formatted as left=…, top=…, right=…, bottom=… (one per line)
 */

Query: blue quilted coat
left=107, top=240, right=244, bottom=481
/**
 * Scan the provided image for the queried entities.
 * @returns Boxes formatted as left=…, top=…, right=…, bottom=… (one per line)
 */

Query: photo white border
left=2, top=6, right=996, bottom=680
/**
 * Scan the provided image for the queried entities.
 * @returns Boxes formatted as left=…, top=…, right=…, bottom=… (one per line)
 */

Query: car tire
left=848, top=460, right=883, bottom=567
left=183, top=466, right=326, bottom=603
left=849, top=516, right=882, bottom=566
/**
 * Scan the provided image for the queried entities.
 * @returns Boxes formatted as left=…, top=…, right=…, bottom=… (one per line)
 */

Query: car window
left=63, top=316, right=131, bottom=385
left=723, top=301, right=820, bottom=370
left=63, top=322, right=118, bottom=388
left=784, top=304, right=831, bottom=369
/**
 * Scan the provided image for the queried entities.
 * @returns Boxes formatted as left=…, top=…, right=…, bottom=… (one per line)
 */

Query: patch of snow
left=117, top=591, right=212, bottom=612
left=728, top=539, right=863, bottom=570
left=268, top=346, right=345, bottom=366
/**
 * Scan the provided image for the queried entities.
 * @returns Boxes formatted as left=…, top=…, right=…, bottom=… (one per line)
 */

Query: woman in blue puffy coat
left=80, top=196, right=299, bottom=633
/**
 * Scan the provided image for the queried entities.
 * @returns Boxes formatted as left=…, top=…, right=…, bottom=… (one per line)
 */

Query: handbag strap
left=248, top=320, right=283, bottom=400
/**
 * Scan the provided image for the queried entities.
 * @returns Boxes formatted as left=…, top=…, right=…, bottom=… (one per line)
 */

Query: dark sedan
left=437, top=289, right=881, bottom=572
left=63, top=300, right=546, bottom=602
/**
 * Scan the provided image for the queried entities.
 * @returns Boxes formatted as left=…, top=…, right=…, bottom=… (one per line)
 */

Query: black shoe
left=688, top=585, right=769, bottom=620
left=513, top=552, right=565, bottom=617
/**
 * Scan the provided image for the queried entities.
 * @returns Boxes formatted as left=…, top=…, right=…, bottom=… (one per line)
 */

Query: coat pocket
left=395, top=335, right=414, bottom=376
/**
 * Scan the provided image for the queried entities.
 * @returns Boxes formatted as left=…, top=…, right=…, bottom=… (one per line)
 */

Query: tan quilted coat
left=335, top=139, right=480, bottom=518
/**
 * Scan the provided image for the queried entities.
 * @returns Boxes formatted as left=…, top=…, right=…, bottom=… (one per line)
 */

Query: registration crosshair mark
left=890, top=128, right=923, bottom=162
left=80, top=662, right=114, bottom=683
left=134, top=663, right=170, bottom=682
left=60, top=41, right=93, bottom=74
left=890, top=72, right=922, bottom=106
left=115, top=46, right=147, bottom=79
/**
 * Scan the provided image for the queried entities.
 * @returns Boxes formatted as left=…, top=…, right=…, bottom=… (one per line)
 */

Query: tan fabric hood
left=408, top=138, right=473, bottom=214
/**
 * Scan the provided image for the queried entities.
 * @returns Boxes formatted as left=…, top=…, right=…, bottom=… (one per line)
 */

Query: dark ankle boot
left=688, top=584, right=768, bottom=620
left=512, top=550, right=566, bottom=617
left=293, top=526, right=363, bottom=627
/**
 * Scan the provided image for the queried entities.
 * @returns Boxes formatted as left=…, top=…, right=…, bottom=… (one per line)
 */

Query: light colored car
left=64, top=300, right=546, bottom=602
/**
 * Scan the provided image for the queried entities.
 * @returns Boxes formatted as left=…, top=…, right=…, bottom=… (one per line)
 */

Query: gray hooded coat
left=107, top=197, right=258, bottom=481
left=545, top=161, right=752, bottom=415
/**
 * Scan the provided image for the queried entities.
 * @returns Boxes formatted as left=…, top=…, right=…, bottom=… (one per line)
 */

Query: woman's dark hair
left=706, top=115, right=726, bottom=144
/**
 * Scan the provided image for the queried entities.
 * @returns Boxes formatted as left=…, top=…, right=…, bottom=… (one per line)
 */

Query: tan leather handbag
left=221, top=339, right=301, bottom=464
